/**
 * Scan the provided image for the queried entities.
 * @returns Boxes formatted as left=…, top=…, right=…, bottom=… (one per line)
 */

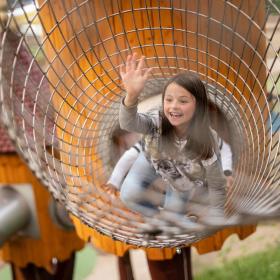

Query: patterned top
left=119, top=99, right=226, bottom=196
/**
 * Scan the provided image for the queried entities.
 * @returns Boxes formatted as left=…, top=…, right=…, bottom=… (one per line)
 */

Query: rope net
left=0, top=0, right=279, bottom=247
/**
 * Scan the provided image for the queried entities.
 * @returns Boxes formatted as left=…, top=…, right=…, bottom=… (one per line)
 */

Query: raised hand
left=120, top=53, right=152, bottom=106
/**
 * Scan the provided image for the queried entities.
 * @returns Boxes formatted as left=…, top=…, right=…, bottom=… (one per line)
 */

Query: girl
left=118, top=53, right=237, bottom=228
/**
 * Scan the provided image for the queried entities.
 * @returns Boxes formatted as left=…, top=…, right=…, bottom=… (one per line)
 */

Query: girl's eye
left=180, top=100, right=188, bottom=103
left=164, top=99, right=172, bottom=102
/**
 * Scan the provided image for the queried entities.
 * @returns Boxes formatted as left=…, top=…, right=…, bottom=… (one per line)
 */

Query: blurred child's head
left=162, top=72, right=209, bottom=135
left=161, top=72, right=214, bottom=159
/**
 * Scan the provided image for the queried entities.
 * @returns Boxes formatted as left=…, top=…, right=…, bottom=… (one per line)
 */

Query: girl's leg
left=120, top=153, right=164, bottom=216
left=164, top=188, right=189, bottom=213
left=162, top=188, right=204, bottom=231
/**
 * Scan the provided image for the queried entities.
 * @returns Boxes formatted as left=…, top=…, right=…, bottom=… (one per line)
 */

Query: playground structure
left=0, top=122, right=84, bottom=279
left=0, top=4, right=85, bottom=277
left=0, top=0, right=279, bottom=257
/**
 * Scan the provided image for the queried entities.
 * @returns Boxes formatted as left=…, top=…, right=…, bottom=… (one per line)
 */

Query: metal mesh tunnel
left=0, top=0, right=279, bottom=247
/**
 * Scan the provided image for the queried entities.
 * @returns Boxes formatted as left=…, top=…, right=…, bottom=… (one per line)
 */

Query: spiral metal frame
left=0, top=0, right=279, bottom=247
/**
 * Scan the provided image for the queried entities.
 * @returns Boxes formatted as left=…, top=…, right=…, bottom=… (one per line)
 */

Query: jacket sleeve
left=119, top=98, right=158, bottom=134
left=203, top=128, right=227, bottom=208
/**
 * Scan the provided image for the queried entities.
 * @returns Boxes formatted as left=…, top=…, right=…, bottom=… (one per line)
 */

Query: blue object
left=269, top=111, right=280, bottom=133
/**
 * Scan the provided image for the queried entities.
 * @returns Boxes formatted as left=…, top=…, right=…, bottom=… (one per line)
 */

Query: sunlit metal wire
left=0, top=0, right=279, bottom=247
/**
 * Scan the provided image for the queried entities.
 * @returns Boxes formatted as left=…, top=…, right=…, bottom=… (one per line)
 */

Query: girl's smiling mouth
left=169, top=112, right=183, bottom=119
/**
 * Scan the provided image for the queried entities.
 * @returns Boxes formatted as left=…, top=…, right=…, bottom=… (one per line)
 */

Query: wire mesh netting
left=0, top=0, right=279, bottom=247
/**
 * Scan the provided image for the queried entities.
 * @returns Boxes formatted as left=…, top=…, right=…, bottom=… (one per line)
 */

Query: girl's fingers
left=136, top=55, right=145, bottom=70
left=122, top=54, right=150, bottom=80
left=126, top=54, right=132, bottom=72
left=131, top=53, right=137, bottom=70
left=143, top=67, right=153, bottom=79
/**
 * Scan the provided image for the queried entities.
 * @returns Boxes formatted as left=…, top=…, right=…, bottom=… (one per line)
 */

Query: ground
left=85, top=222, right=280, bottom=280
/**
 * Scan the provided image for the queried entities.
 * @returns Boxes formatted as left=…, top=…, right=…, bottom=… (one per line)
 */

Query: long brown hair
left=161, top=72, right=214, bottom=160
left=208, top=100, right=231, bottom=144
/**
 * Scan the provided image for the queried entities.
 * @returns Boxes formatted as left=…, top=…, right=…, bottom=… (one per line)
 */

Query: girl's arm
left=107, top=143, right=142, bottom=189
left=205, top=161, right=227, bottom=209
left=119, top=99, right=157, bottom=134
left=219, top=139, right=233, bottom=172
left=219, top=139, right=234, bottom=190
left=205, top=139, right=233, bottom=208
left=119, top=53, right=156, bottom=134
left=211, top=129, right=234, bottom=190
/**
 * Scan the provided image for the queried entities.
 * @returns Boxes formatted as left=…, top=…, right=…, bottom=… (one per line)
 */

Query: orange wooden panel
left=72, top=215, right=255, bottom=259
left=0, top=155, right=84, bottom=272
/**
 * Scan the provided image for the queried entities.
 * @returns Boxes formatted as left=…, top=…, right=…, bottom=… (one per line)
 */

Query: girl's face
left=163, top=82, right=196, bottom=135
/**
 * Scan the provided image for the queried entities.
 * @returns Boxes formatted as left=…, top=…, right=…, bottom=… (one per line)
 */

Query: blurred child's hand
left=120, top=53, right=152, bottom=106
left=226, top=175, right=234, bottom=191
left=102, top=183, right=119, bottom=196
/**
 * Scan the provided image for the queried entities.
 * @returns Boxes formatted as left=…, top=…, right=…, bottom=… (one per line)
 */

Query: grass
left=195, top=244, right=280, bottom=280
left=73, top=245, right=97, bottom=280
left=0, top=265, right=12, bottom=280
